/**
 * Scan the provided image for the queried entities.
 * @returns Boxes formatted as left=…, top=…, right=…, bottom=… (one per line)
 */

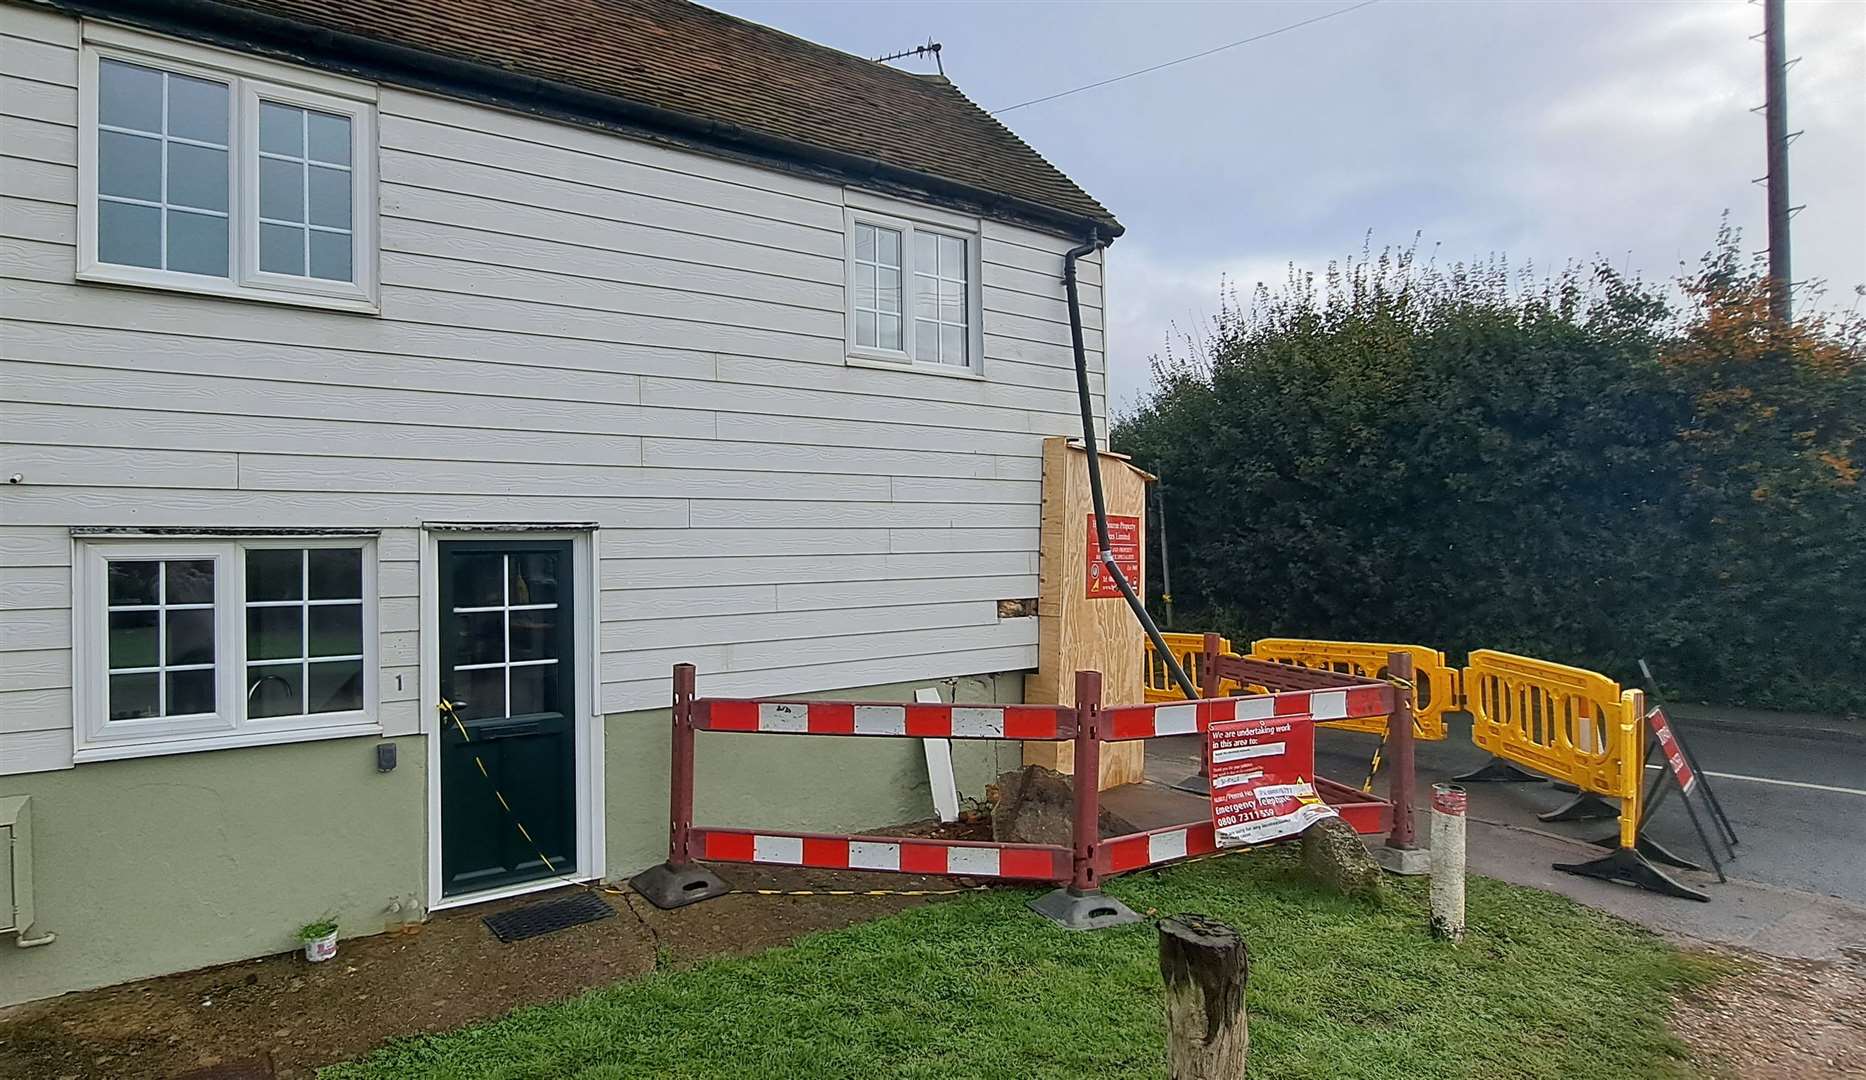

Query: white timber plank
left=236, top=455, right=891, bottom=502
left=0, top=647, right=67, bottom=691
left=0, top=729, right=72, bottom=775
left=381, top=217, right=842, bottom=307
left=983, top=238, right=1098, bottom=285
left=0, top=360, right=714, bottom=441
left=0, top=607, right=66, bottom=651
left=602, top=618, right=1037, bottom=684
left=0, top=527, right=71, bottom=565
left=599, top=527, right=891, bottom=559
left=1, top=31, right=76, bottom=87
left=377, top=560, right=419, bottom=600
left=886, top=527, right=1039, bottom=554
left=1, top=443, right=239, bottom=489
left=0, top=687, right=68, bottom=734
left=381, top=186, right=840, bottom=286
left=380, top=113, right=844, bottom=231
left=0, top=194, right=71, bottom=243
left=642, top=375, right=1036, bottom=434
left=891, top=476, right=1043, bottom=505
left=598, top=550, right=1032, bottom=591
left=711, top=413, right=1043, bottom=458
left=639, top=437, right=999, bottom=481
left=600, top=584, right=777, bottom=622
left=381, top=252, right=842, bottom=339
left=0, top=280, right=732, bottom=381
left=602, top=644, right=1037, bottom=715
left=0, top=115, right=75, bottom=168
left=601, top=600, right=999, bottom=653
left=690, top=500, right=1039, bottom=531
left=0, top=7, right=77, bottom=47
left=712, top=354, right=1084, bottom=416
left=0, top=156, right=73, bottom=204
left=983, top=260, right=1102, bottom=308
left=776, top=575, right=1038, bottom=613
left=0, top=487, right=691, bottom=529
left=0, top=565, right=68, bottom=609
left=380, top=150, right=842, bottom=260
left=0, top=401, right=651, bottom=468
left=0, top=76, right=72, bottom=125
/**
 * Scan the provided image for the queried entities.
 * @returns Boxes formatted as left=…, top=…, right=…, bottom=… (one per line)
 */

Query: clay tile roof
left=185, top=0, right=1121, bottom=235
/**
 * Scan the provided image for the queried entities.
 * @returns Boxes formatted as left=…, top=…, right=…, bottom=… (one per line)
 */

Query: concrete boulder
left=1299, top=815, right=1385, bottom=898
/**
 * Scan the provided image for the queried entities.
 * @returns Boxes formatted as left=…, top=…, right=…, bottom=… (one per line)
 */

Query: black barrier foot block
left=629, top=862, right=731, bottom=910
left=1588, top=832, right=1706, bottom=871
left=1169, top=773, right=1210, bottom=796
left=1554, top=848, right=1710, bottom=902
left=1030, top=887, right=1142, bottom=930
left=1538, top=793, right=1621, bottom=823
left=1452, top=758, right=1544, bottom=783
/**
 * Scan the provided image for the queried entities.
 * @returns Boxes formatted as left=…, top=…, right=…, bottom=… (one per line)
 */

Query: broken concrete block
left=990, top=765, right=1137, bottom=847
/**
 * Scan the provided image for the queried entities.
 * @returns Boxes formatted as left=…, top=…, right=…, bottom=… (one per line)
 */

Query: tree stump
left=1158, top=914, right=1249, bottom=1079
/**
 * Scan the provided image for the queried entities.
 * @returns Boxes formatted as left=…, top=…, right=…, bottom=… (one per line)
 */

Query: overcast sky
left=712, top=0, right=1866, bottom=411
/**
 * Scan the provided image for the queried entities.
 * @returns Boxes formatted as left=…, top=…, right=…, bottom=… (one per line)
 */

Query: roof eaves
left=30, top=0, right=1123, bottom=241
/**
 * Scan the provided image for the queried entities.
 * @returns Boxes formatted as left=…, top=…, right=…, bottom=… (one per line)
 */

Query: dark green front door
left=438, top=540, right=577, bottom=897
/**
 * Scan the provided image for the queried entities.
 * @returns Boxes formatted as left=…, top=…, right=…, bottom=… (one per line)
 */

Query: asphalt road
left=1307, top=711, right=1866, bottom=905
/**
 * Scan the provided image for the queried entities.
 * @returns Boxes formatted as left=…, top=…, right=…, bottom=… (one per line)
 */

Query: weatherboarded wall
left=0, top=5, right=1108, bottom=776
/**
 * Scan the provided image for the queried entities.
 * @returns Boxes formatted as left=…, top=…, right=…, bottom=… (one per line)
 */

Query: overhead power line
left=990, top=0, right=1384, bottom=116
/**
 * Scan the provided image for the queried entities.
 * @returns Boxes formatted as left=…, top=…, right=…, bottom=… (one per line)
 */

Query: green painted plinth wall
left=605, top=673, right=1026, bottom=879
left=1, top=672, right=1026, bottom=1006
left=0, top=736, right=425, bottom=1007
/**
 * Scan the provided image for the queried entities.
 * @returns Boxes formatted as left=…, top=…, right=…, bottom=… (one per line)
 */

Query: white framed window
left=74, top=537, right=378, bottom=761
left=77, top=24, right=378, bottom=312
left=844, top=206, right=983, bottom=375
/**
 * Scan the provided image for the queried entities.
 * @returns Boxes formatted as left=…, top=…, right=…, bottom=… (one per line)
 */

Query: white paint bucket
left=303, top=930, right=338, bottom=963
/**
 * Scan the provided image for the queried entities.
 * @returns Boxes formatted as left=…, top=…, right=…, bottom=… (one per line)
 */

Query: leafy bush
left=1115, top=235, right=1865, bottom=713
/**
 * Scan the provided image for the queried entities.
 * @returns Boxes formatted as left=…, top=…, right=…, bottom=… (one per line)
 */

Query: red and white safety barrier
left=1098, top=822, right=1220, bottom=874
left=696, top=699, right=1075, bottom=740
left=691, top=828, right=1068, bottom=880
left=1101, top=684, right=1392, bottom=741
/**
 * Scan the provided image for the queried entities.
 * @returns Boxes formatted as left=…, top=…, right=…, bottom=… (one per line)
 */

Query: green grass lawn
left=323, top=851, right=1722, bottom=1080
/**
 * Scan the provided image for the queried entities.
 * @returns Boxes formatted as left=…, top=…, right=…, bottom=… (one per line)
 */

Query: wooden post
left=1158, top=914, right=1249, bottom=1079
left=1384, top=651, right=1417, bottom=852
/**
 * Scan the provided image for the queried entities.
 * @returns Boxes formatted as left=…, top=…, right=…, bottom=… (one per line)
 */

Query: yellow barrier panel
left=1143, top=632, right=1229, bottom=702
left=1246, top=639, right=1457, bottom=740
left=1464, top=650, right=1645, bottom=847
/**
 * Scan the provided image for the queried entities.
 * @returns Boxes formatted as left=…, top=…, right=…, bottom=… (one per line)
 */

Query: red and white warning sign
left=1647, top=707, right=1697, bottom=795
left=1084, top=514, right=1142, bottom=599
left=1207, top=714, right=1338, bottom=847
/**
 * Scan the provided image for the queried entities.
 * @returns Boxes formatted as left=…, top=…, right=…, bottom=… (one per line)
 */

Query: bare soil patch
left=0, top=853, right=975, bottom=1080
left=1671, top=945, right=1866, bottom=1079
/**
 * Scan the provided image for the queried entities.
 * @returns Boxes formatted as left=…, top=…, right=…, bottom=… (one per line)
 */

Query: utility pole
left=1763, top=0, right=1791, bottom=322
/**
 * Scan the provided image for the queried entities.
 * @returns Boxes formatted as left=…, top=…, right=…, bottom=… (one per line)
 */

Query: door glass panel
left=453, top=667, right=505, bottom=721
left=509, top=552, right=559, bottom=606
left=451, top=553, right=505, bottom=608
left=508, top=610, right=558, bottom=662
left=509, top=663, right=559, bottom=716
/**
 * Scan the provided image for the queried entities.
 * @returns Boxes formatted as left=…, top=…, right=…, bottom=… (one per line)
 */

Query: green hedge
left=1114, top=239, right=1865, bottom=714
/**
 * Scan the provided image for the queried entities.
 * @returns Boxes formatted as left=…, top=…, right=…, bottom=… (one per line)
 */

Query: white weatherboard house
left=0, top=0, right=1120, bottom=1004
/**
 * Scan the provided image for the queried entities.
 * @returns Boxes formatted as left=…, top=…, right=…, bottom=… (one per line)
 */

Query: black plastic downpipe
left=1063, top=235, right=1200, bottom=701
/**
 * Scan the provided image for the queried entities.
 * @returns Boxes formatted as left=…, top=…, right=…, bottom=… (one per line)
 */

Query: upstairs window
left=845, top=208, right=981, bottom=373
left=80, top=27, right=377, bottom=311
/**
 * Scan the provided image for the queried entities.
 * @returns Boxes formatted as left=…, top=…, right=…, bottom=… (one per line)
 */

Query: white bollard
left=1430, top=783, right=1467, bottom=943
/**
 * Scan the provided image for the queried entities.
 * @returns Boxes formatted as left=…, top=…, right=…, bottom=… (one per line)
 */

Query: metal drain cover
left=482, top=891, right=616, bottom=943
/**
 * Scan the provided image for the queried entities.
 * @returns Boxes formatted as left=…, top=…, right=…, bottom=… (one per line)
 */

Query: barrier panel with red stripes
left=629, top=660, right=1416, bottom=928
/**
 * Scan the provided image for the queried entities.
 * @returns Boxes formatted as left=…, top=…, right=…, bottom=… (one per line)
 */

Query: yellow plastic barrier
left=1143, top=632, right=1230, bottom=702
left=1464, top=650, right=1645, bottom=847
left=1247, top=639, right=1458, bottom=740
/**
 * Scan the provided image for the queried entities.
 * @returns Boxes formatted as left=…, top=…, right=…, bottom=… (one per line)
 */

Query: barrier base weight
left=1374, top=844, right=1431, bottom=876
left=1590, top=831, right=1705, bottom=872
left=1030, top=887, right=1142, bottom=930
left=1538, top=793, right=1620, bottom=823
left=1453, top=757, right=1544, bottom=783
left=629, top=861, right=732, bottom=910
left=1553, top=847, right=1710, bottom=902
